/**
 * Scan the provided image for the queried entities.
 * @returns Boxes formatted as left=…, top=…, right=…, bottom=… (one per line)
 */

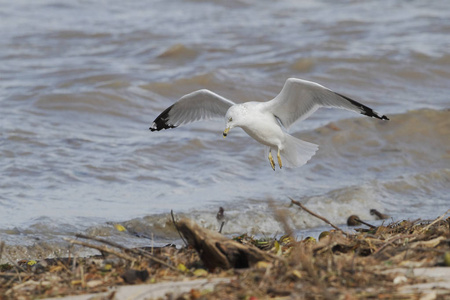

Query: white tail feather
left=280, top=134, right=318, bottom=168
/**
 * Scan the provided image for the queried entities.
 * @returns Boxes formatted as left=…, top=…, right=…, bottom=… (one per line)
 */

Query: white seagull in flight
left=150, top=78, right=389, bottom=170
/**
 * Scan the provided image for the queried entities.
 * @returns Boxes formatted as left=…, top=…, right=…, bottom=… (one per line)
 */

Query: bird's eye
left=228, top=117, right=233, bottom=122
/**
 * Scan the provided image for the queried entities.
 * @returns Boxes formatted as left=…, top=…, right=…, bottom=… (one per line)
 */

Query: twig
left=372, top=234, right=416, bottom=256
left=258, top=261, right=273, bottom=289
left=355, top=218, right=376, bottom=229
left=0, top=241, right=4, bottom=261
left=72, top=252, right=78, bottom=277
left=76, top=234, right=134, bottom=252
left=75, top=234, right=179, bottom=272
left=64, top=238, right=137, bottom=263
left=4, top=251, right=26, bottom=276
left=289, top=197, right=348, bottom=237
left=171, top=210, right=188, bottom=247
left=421, top=209, right=450, bottom=233
left=219, top=222, right=225, bottom=234
left=4, top=272, right=21, bottom=290
left=80, top=264, right=85, bottom=288
left=0, top=272, right=20, bottom=277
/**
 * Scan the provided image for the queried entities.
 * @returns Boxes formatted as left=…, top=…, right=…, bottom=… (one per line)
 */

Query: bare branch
left=289, top=197, right=348, bottom=237
left=64, top=238, right=137, bottom=263
left=74, top=234, right=179, bottom=272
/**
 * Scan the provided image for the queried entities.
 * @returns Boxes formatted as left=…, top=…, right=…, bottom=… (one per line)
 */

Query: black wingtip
left=335, top=92, right=389, bottom=121
left=364, top=110, right=390, bottom=121
left=149, top=104, right=177, bottom=131
left=369, top=112, right=389, bottom=121
left=149, top=124, right=177, bottom=131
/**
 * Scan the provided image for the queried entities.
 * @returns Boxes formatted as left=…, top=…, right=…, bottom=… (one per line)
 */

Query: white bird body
left=226, top=102, right=283, bottom=147
left=150, top=78, right=389, bottom=170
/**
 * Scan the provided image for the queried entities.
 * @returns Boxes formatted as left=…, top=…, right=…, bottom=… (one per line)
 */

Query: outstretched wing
left=150, top=89, right=235, bottom=131
left=264, top=78, right=388, bottom=129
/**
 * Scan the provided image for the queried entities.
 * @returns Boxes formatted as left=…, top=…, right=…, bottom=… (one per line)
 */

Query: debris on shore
left=1, top=206, right=449, bottom=299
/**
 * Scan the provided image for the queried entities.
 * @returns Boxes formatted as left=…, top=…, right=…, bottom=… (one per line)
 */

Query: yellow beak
left=223, top=127, right=230, bottom=138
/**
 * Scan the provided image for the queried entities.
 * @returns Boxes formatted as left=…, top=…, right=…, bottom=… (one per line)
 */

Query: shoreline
left=1, top=210, right=449, bottom=299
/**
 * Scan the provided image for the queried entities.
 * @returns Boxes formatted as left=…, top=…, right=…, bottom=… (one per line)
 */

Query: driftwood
left=177, top=218, right=280, bottom=270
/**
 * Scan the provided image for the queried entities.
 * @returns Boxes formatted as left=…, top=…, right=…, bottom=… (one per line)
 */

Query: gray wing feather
left=265, top=78, right=388, bottom=129
left=150, top=89, right=235, bottom=131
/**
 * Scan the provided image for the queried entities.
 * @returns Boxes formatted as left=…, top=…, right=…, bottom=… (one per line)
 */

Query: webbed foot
left=268, top=151, right=275, bottom=171
left=277, top=149, right=282, bottom=169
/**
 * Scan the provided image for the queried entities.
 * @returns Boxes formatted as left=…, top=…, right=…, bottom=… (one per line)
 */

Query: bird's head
left=223, top=105, right=246, bottom=138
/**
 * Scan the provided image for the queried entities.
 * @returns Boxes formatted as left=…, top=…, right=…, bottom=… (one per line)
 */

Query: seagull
left=150, top=78, right=389, bottom=170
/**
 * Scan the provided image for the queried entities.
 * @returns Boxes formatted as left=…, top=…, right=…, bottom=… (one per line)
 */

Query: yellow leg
left=277, top=149, right=282, bottom=169
left=268, top=151, right=275, bottom=171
